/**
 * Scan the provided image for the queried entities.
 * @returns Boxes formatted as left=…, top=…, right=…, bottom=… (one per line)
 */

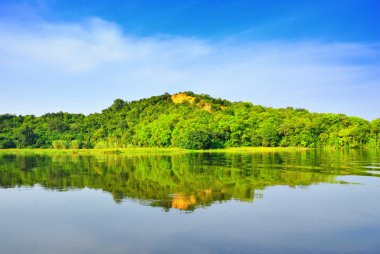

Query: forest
left=0, top=92, right=379, bottom=149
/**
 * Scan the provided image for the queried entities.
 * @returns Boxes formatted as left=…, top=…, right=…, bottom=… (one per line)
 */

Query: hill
left=0, top=92, right=379, bottom=149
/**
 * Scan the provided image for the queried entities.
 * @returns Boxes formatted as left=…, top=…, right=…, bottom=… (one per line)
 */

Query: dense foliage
left=0, top=92, right=379, bottom=149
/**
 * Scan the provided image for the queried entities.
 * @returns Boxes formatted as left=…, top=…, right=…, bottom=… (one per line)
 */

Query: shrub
left=52, top=140, right=68, bottom=149
left=69, top=140, right=81, bottom=149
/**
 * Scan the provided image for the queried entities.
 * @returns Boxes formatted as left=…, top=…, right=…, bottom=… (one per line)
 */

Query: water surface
left=0, top=150, right=379, bottom=253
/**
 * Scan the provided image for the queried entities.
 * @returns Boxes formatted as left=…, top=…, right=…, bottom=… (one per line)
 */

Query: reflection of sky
left=0, top=1, right=380, bottom=120
left=1, top=179, right=380, bottom=254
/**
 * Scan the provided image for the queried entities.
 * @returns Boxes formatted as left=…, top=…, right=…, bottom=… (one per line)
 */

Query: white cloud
left=0, top=17, right=379, bottom=120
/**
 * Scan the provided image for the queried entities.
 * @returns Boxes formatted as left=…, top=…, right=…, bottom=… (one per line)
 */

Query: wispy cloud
left=0, top=17, right=379, bottom=119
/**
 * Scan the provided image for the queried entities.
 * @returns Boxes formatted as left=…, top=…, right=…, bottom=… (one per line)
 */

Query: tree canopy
left=0, top=92, right=379, bottom=149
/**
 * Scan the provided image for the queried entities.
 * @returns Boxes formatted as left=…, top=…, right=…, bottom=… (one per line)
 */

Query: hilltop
left=0, top=92, right=379, bottom=149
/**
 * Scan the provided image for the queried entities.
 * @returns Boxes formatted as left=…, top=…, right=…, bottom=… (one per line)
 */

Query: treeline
left=0, top=92, right=379, bottom=149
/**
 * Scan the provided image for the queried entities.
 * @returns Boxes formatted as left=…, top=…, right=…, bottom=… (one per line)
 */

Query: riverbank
left=0, top=147, right=310, bottom=155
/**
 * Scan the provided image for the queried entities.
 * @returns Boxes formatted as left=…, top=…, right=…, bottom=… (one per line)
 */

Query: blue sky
left=0, top=0, right=379, bottom=119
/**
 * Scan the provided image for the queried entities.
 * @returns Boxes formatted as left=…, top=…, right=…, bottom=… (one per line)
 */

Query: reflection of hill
left=0, top=151, right=377, bottom=211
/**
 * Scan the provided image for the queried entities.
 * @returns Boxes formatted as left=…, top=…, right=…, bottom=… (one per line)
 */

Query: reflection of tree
left=0, top=150, right=378, bottom=211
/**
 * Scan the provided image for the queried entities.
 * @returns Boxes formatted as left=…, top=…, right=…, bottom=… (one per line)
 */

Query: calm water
left=0, top=150, right=380, bottom=254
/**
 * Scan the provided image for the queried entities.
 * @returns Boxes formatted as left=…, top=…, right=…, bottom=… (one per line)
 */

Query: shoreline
left=0, top=147, right=312, bottom=155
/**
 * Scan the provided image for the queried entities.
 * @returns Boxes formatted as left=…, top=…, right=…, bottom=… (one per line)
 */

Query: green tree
left=69, top=140, right=81, bottom=149
left=52, top=140, right=68, bottom=149
left=17, top=126, right=37, bottom=148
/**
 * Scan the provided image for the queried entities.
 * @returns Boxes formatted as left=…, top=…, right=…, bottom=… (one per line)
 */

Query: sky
left=0, top=0, right=379, bottom=120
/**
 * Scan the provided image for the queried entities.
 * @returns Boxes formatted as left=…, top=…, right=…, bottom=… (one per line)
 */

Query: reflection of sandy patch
left=171, top=194, right=196, bottom=210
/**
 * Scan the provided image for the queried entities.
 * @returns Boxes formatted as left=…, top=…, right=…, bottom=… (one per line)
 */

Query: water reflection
left=0, top=150, right=379, bottom=211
